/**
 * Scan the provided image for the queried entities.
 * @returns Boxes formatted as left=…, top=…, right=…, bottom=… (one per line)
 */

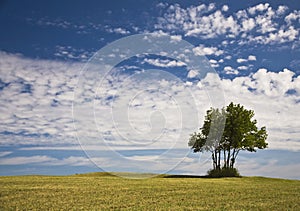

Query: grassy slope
left=0, top=173, right=299, bottom=210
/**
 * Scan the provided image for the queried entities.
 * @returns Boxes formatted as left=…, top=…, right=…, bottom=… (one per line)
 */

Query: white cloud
left=54, top=45, right=93, bottom=62
left=170, top=35, right=182, bottom=42
left=285, top=10, right=300, bottom=24
left=224, top=55, right=232, bottom=60
left=224, top=66, right=238, bottom=75
left=248, top=3, right=270, bottom=15
left=156, top=4, right=239, bottom=39
left=33, top=17, right=72, bottom=29
left=251, top=68, right=296, bottom=97
left=187, top=69, right=198, bottom=78
left=49, top=156, right=95, bottom=166
left=237, top=66, right=248, bottom=70
left=236, top=156, right=300, bottom=179
left=156, top=2, right=168, bottom=9
left=224, top=66, right=233, bottom=71
left=0, top=51, right=80, bottom=145
left=170, top=151, right=300, bottom=179
left=150, top=30, right=169, bottom=37
left=155, top=3, right=300, bottom=45
left=0, top=151, right=12, bottom=157
left=237, top=55, right=256, bottom=64
left=107, top=27, right=130, bottom=35
left=255, top=14, right=277, bottom=34
left=207, top=3, right=216, bottom=11
left=277, top=5, right=288, bottom=15
left=237, top=58, right=248, bottom=63
left=0, top=155, right=97, bottom=167
left=0, top=155, right=57, bottom=165
left=222, top=5, right=229, bottom=12
left=193, top=44, right=224, bottom=56
left=258, top=26, right=299, bottom=44
left=248, top=55, right=257, bottom=61
left=209, top=60, right=219, bottom=68
left=209, top=59, right=218, bottom=64
left=0, top=52, right=299, bottom=176
left=241, top=18, right=256, bottom=31
left=144, top=58, right=186, bottom=67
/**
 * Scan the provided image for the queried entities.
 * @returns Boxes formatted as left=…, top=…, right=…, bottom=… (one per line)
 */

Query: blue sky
left=0, top=0, right=300, bottom=179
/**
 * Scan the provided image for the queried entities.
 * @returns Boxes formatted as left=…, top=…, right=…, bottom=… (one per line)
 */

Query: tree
left=188, top=102, right=268, bottom=176
left=189, top=107, right=226, bottom=170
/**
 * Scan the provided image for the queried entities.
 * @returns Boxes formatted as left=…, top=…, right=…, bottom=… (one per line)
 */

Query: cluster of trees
left=188, top=102, right=268, bottom=173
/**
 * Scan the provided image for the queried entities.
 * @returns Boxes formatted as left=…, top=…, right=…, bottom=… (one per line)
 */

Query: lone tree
left=188, top=102, right=268, bottom=177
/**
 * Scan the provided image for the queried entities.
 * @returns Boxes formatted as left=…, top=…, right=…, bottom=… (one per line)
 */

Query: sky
left=0, top=0, right=300, bottom=179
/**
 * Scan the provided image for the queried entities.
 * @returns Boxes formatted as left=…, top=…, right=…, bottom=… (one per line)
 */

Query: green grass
left=0, top=172, right=299, bottom=210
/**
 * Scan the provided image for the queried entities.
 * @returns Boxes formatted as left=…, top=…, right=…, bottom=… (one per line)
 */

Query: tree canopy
left=188, top=102, right=268, bottom=175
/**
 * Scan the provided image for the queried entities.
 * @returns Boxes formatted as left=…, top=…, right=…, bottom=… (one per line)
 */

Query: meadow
left=0, top=172, right=299, bottom=210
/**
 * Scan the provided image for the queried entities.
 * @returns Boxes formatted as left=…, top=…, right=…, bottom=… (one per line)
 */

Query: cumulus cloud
left=187, top=69, right=199, bottom=78
left=193, top=44, right=224, bottom=56
left=251, top=26, right=299, bottom=44
left=222, top=5, right=229, bottom=12
left=106, top=27, right=130, bottom=35
left=170, top=35, right=182, bottom=42
left=224, top=66, right=238, bottom=75
left=54, top=45, right=93, bottom=62
left=241, top=18, right=256, bottom=31
left=248, top=55, right=257, bottom=61
left=209, top=59, right=219, bottom=68
left=155, top=3, right=300, bottom=45
left=251, top=68, right=296, bottom=97
left=285, top=10, right=300, bottom=25
left=248, top=3, right=270, bottom=15
left=237, top=55, right=257, bottom=64
left=276, top=5, right=288, bottom=15
left=143, top=58, right=186, bottom=67
left=237, top=66, right=248, bottom=70
left=237, top=58, right=248, bottom=63
left=224, top=55, right=232, bottom=60
left=155, top=3, right=239, bottom=39
left=1, top=52, right=299, bottom=149
left=0, top=51, right=80, bottom=145
left=0, top=52, right=299, bottom=177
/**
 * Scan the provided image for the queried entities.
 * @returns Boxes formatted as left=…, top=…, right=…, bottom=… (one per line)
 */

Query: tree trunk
left=227, top=149, right=231, bottom=168
left=223, top=150, right=226, bottom=168
left=214, top=150, right=218, bottom=170
left=231, top=149, right=240, bottom=169
left=218, top=150, right=221, bottom=170
left=230, top=149, right=236, bottom=168
left=212, top=153, right=216, bottom=170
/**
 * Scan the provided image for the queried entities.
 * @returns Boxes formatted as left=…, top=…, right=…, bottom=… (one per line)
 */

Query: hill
left=0, top=172, right=299, bottom=210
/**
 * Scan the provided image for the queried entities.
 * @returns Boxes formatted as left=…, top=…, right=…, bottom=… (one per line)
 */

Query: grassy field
left=0, top=172, right=299, bottom=210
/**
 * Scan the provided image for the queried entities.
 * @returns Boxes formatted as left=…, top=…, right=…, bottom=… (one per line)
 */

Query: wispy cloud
left=0, top=155, right=97, bottom=167
left=0, top=151, right=12, bottom=157
left=0, top=155, right=57, bottom=165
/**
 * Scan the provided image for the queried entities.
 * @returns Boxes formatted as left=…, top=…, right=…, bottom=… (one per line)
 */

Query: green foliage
left=207, top=167, right=240, bottom=178
left=0, top=174, right=299, bottom=210
left=189, top=102, right=268, bottom=173
left=188, top=108, right=226, bottom=153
